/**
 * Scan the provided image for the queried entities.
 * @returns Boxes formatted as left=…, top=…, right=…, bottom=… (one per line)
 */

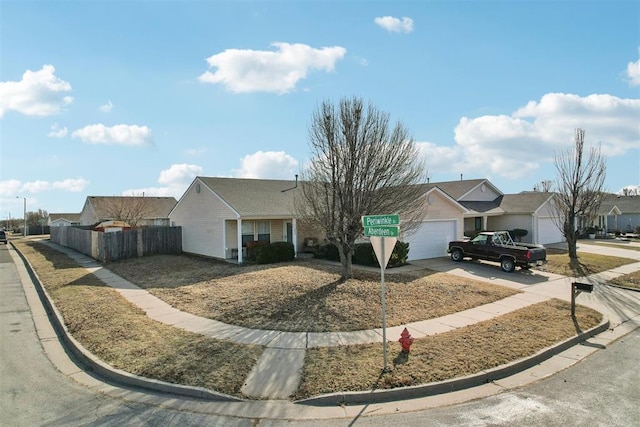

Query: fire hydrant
left=399, top=327, right=414, bottom=353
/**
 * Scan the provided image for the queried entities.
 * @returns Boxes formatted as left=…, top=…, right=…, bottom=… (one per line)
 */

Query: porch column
left=237, top=218, right=243, bottom=264
left=483, top=216, right=488, bottom=231
left=292, top=218, right=298, bottom=257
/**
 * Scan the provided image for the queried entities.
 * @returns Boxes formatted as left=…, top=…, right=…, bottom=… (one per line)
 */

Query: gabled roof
left=459, top=199, right=504, bottom=216
left=198, top=177, right=299, bottom=217
left=599, top=193, right=640, bottom=215
left=429, top=179, right=488, bottom=200
left=499, top=192, right=556, bottom=214
left=87, top=196, right=177, bottom=219
left=49, top=213, right=81, bottom=222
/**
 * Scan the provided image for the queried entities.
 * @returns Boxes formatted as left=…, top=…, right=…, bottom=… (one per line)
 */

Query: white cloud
left=185, top=147, right=208, bottom=156
left=421, top=93, right=640, bottom=180
left=71, top=124, right=153, bottom=146
left=374, top=16, right=414, bottom=33
left=100, top=100, right=114, bottom=112
left=0, top=65, right=73, bottom=117
left=0, top=177, right=88, bottom=196
left=48, top=123, right=68, bottom=138
left=123, top=163, right=203, bottom=198
left=158, top=164, right=203, bottom=185
left=626, top=49, right=640, bottom=86
left=0, top=179, right=22, bottom=197
left=198, top=42, right=347, bottom=94
left=232, top=151, right=299, bottom=179
left=52, top=178, right=89, bottom=192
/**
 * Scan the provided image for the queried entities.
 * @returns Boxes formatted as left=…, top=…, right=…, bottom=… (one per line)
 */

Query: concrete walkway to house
left=32, top=240, right=640, bottom=401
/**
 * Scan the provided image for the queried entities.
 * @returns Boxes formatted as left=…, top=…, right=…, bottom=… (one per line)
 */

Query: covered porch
left=224, top=217, right=298, bottom=263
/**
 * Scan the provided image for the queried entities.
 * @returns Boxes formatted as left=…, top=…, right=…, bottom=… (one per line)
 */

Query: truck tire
left=450, top=249, right=463, bottom=262
left=500, top=257, right=515, bottom=273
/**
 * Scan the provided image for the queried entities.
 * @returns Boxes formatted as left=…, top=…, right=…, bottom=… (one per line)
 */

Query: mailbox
left=572, top=282, right=594, bottom=293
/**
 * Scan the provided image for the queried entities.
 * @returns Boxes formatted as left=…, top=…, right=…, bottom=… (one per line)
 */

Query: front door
left=286, top=222, right=293, bottom=243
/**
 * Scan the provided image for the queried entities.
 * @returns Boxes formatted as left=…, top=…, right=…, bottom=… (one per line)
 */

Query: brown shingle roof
left=198, top=177, right=299, bottom=217
left=88, top=196, right=177, bottom=219
left=49, top=213, right=81, bottom=222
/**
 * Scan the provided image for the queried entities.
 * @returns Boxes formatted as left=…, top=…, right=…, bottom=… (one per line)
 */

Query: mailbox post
left=571, top=282, right=594, bottom=317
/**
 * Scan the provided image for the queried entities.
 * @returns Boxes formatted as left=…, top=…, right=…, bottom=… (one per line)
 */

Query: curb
left=11, top=241, right=243, bottom=403
left=11, top=240, right=612, bottom=405
left=297, top=318, right=610, bottom=406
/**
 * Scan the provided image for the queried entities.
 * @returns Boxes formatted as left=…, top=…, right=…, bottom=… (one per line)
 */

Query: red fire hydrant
left=399, top=327, right=414, bottom=353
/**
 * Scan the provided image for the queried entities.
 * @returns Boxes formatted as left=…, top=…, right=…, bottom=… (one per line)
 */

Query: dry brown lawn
left=295, top=299, right=602, bottom=399
left=610, top=270, right=640, bottom=290
left=544, top=247, right=636, bottom=277
left=13, top=240, right=605, bottom=400
left=13, top=241, right=263, bottom=397
left=106, top=255, right=519, bottom=332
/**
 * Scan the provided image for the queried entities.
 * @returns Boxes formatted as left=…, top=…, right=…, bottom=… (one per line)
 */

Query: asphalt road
left=1, top=242, right=639, bottom=426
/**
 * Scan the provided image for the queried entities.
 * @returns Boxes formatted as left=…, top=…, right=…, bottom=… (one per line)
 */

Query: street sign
left=364, top=226, right=399, bottom=237
left=370, top=236, right=397, bottom=269
left=362, top=214, right=400, bottom=227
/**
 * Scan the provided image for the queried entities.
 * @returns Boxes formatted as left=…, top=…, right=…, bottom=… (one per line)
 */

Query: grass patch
left=14, top=241, right=263, bottom=397
left=107, top=255, right=520, bottom=332
left=610, top=270, right=640, bottom=290
left=294, top=299, right=602, bottom=399
left=544, top=248, right=635, bottom=276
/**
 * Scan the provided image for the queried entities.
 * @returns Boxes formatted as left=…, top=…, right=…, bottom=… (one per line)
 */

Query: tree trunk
left=337, top=244, right=353, bottom=281
left=564, top=221, right=578, bottom=259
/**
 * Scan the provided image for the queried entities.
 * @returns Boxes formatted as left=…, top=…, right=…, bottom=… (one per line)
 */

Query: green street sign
left=362, top=214, right=400, bottom=227
left=364, top=226, right=399, bottom=237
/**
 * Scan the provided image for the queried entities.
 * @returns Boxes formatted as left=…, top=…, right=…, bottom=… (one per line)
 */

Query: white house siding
left=488, top=215, right=533, bottom=243
left=271, top=221, right=284, bottom=242
left=80, top=201, right=99, bottom=225
left=170, top=182, right=236, bottom=259
left=459, top=184, right=500, bottom=202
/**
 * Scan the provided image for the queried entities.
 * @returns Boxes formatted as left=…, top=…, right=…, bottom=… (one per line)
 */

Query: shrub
left=246, top=240, right=268, bottom=261
left=389, top=241, right=409, bottom=267
left=353, top=243, right=377, bottom=266
left=257, top=241, right=295, bottom=264
left=315, top=243, right=340, bottom=261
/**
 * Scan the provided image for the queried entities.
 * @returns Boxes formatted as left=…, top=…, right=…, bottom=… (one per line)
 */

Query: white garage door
left=406, top=220, right=456, bottom=261
left=537, top=217, right=564, bottom=244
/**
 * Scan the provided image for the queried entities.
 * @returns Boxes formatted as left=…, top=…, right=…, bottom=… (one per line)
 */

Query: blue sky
left=1, top=0, right=639, bottom=220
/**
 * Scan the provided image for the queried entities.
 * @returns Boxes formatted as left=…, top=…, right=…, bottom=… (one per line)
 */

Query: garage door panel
left=538, top=218, right=564, bottom=245
left=406, top=220, right=456, bottom=261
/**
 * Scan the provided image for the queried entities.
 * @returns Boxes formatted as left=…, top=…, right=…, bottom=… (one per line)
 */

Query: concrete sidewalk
left=14, top=239, right=640, bottom=412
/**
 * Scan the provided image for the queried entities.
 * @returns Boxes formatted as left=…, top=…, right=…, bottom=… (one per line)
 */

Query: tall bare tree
left=553, top=128, right=607, bottom=259
left=297, top=96, right=428, bottom=280
left=534, top=180, right=553, bottom=192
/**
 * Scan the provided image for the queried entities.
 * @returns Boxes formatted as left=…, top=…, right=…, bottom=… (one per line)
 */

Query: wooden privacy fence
left=50, top=226, right=182, bottom=262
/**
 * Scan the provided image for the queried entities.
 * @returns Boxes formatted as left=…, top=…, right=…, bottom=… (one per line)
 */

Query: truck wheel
left=451, top=249, right=463, bottom=262
left=501, top=257, right=515, bottom=273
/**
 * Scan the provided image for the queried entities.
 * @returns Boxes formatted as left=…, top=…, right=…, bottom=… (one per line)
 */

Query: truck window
left=472, top=235, right=488, bottom=245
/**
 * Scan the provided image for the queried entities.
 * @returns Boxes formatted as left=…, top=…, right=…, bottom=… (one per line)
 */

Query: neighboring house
left=48, top=213, right=81, bottom=227
left=598, top=194, right=640, bottom=234
left=79, top=196, right=177, bottom=227
left=170, top=176, right=566, bottom=263
left=169, top=177, right=304, bottom=263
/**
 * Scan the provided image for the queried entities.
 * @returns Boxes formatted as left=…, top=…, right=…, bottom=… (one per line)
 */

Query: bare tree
left=552, top=128, right=607, bottom=259
left=101, top=196, right=156, bottom=228
left=534, top=180, right=553, bottom=192
left=297, top=96, right=428, bottom=280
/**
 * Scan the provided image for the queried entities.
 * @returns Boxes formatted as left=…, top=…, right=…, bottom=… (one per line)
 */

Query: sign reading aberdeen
left=362, top=214, right=400, bottom=237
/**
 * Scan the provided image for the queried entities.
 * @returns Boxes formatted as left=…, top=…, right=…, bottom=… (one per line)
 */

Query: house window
left=474, top=217, right=482, bottom=231
left=257, top=221, right=270, bottom=242
left=242, top=221, right=254, bottom=247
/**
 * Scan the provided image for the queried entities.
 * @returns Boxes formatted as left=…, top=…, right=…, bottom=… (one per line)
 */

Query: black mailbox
left=573, top=282, right=594, bottom=293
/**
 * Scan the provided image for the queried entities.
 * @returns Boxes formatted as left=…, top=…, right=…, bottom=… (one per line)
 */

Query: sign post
left=362, top=214, right=400, bottom=371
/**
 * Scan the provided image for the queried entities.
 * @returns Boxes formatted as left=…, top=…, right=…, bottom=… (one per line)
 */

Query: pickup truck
left=447, top=231, right=547, bottom=272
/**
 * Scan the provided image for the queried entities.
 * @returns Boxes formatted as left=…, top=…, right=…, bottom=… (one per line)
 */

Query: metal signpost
left=362, top=214, right=399, bottom=371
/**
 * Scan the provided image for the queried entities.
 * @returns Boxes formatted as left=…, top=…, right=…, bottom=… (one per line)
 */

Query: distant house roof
left=197, top=177, right=299, bottom=217
left=87, top=196, right=177, bottom=220
left=49, top=213, right=81, bottom=222
left=599, top=193, right=640, bottom=215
